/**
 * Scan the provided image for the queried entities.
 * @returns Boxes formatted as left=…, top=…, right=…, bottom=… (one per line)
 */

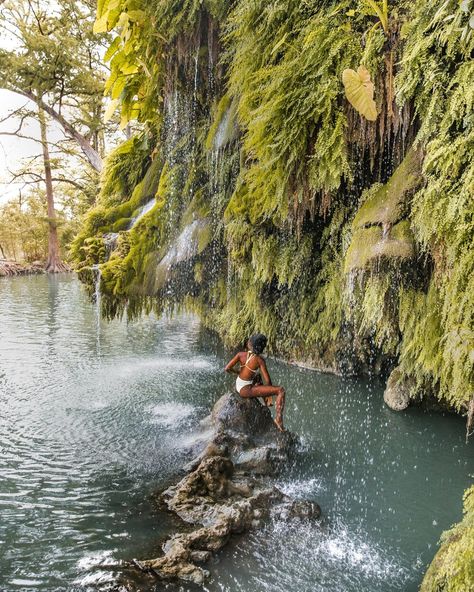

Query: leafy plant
left=363, top=0, right=389, bottom=33
left=342, top=65, right=377, bottom=120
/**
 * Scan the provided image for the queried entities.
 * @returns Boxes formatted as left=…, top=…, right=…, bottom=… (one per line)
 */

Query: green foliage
left=225, top=0, right=360, bottom=224
left=421, top=485, right=474, bottom=592
left=0, top=190, right=80, bottom=264
left=342, top=65, right=377, bottom=121
left=74, top=0, right=472, bottom=422
left=394, top=0, right=474, bottom=411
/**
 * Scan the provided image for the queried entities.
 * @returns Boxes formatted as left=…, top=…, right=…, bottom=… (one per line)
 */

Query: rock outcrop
left=133, top=393, right=321, bottom=585
left=383, top=366, right=414, bottom=411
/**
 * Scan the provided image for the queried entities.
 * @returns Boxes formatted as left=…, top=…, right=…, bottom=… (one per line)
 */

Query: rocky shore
left=131, top=393, right=321, bottom=586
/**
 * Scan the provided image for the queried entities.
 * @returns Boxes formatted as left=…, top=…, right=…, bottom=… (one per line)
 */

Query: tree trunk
left=39, top=107, right=68, bottom=273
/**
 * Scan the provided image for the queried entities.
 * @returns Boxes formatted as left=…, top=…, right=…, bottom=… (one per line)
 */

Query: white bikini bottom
left=236, top=376, right=253, bottom=394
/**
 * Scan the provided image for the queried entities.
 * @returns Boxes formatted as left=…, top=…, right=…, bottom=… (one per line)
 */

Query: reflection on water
left=0, top=274, right=472, bottom=592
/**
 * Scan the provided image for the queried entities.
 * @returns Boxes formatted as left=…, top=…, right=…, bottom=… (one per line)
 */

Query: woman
left=224, top=334, right=286, bottom=431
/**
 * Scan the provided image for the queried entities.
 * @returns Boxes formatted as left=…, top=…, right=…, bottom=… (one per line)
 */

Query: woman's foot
left=274, top=417, right=285, bottom=432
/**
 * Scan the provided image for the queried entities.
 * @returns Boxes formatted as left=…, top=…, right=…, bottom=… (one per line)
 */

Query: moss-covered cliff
left=74, top=0, right=473, bottom=417
left=72, top=1, right=473, bottom=585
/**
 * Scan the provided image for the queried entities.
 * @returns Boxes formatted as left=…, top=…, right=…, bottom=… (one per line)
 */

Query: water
left=128, top=199, right=156, bottom=229
left=0, top=275, right=472, bottom=592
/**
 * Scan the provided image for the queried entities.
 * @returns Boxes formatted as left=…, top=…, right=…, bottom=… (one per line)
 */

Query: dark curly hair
left=248, top=333, right=268, bottom=354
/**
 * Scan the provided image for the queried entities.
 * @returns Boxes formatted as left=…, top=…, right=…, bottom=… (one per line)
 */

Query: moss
left=205, top=94, right=233, bottom=150
left=421, top=486, right=474, bottom=592
left=74, top=0, right=473, bottom=427
left=353, top=147, right=424, bottom=229
left=344, top=220, right=414, bottom=273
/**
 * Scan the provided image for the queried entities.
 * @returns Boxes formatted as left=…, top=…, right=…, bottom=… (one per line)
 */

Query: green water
left=0, top=274, right=472, bottom=592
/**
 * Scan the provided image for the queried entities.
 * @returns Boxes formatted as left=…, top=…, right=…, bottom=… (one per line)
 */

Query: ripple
left=147, top=401, right=197, bottom=427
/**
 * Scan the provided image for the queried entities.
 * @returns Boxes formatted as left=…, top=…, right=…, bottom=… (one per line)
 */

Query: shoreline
left=0, top=260, right=73, bottom=277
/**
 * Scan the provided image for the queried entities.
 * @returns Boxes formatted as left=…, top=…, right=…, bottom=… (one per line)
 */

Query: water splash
left=147, top=402, right=197, bottom=428
left=159, top=219, right=208, bottom=271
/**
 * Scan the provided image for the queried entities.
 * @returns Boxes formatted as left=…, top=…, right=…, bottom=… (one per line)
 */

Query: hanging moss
left=352, top=147, right=423, bottom=229
left=74, top=0, right=473, bottom=418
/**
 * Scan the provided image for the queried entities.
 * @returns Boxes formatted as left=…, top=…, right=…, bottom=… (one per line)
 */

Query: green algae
left=344, top=220, right=415, bottom=273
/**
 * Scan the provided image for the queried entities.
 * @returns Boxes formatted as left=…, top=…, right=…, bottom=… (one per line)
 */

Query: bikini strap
left=244, top=351, right=258, bottom=373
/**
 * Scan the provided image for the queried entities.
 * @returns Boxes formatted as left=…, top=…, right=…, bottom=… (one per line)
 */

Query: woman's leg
left=240, top=384, right=285, bottom=431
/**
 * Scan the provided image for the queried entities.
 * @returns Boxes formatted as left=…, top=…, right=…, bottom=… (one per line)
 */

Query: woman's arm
left=259, top=358, right=272, bottom=385
left=224, top=353, right=241, bottom=374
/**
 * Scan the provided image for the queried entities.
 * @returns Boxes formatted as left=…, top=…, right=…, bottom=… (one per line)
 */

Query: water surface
left=0, top=274, right=472, bottom=592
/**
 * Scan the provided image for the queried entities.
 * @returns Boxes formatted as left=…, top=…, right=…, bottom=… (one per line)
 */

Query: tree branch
left=9, top=88, right=103, bottom=172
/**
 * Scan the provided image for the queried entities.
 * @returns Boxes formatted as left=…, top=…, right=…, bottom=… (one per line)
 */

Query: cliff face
left=73, top=0, right=473, bottom=418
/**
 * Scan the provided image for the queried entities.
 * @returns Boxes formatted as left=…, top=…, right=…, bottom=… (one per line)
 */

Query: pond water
left=0, top=274, right=472, bottom=592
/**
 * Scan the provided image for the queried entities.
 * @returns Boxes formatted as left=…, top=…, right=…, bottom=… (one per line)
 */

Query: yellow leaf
left=93, top=14, right=108, bottom=33
left=342, top=65, right=377, bottom=121
left=111, top=76, right=127, bottom=99
left=104, top=98, right=119, bottom=122
left=104, top=36, right=121, bottom=62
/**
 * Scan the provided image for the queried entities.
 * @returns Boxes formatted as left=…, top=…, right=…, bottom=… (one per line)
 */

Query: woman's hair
left=248, top=333, right=267, bottom=354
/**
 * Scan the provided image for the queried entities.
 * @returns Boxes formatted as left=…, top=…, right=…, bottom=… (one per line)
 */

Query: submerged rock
left=133, top=393, right=320, bottom=585
left=383, top=366, right=414, bottom=411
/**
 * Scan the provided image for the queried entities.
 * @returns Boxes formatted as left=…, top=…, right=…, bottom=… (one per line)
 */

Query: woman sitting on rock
left=224, top=334, right=286, bottom=431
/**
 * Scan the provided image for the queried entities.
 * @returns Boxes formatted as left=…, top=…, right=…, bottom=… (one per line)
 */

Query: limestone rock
left=132, top=392, right=321, bottom=585
left=383, top=367, right=414, bottom=411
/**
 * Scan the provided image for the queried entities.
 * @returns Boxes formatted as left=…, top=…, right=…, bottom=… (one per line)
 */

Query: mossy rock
left=154, top=218, right=211, bottom=291
left=353, top=148, right=424, bottom=229
left=344, top=220, right=415, bottom=273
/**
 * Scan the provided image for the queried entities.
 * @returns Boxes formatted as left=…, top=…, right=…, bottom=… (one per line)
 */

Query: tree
left=38, top=106, right=68, bottom=271
left=0, top=0, right=114, bottom=271
left=0, top=0, right=109, bottom=172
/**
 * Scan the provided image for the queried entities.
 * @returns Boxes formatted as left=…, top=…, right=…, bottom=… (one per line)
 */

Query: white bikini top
left=243, top=351, right=258, bottom=374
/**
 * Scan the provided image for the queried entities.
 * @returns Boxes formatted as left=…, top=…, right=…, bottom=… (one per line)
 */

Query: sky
left=0, top=89, right=65, bottom=205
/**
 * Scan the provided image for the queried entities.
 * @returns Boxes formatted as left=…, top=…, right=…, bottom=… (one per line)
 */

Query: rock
left=133, top=393, right=320, bottom=585
left=210, top=393, right=299, bottom=474
left=383, top=366, right=414, bottom=411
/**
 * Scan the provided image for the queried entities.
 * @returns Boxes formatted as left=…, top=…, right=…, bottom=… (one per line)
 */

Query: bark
left=38, top=107, right=68, bottom=273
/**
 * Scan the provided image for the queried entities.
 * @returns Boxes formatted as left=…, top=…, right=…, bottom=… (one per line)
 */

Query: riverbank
left=0, top=259, right=45, bottom=277
left=0, top=259, right=73, bottom=277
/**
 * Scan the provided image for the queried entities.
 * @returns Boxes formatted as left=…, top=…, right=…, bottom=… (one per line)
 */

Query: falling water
left=92, top=264, right=101, bottom=355
left=128, top=198, right=156, bottom=230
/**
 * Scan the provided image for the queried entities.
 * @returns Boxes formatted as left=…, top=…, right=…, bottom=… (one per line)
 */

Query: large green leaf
left=342, top=65, right=377, bottom=121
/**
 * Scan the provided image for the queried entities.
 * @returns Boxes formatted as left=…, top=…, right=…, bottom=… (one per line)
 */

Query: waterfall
left=92, top=264, right=101, bottom=355
left=128, top=198, right=156, bottom=229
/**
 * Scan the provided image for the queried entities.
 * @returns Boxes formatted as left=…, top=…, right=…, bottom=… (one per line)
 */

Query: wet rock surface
left=132, top=393, right=321, bottom=585
left=383, top=367, right=413, bottom=411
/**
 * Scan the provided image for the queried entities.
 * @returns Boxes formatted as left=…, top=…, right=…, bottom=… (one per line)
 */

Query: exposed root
left=44, top=260, right=71, bottom=273
left=0, top=260, right=45, bottom=277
